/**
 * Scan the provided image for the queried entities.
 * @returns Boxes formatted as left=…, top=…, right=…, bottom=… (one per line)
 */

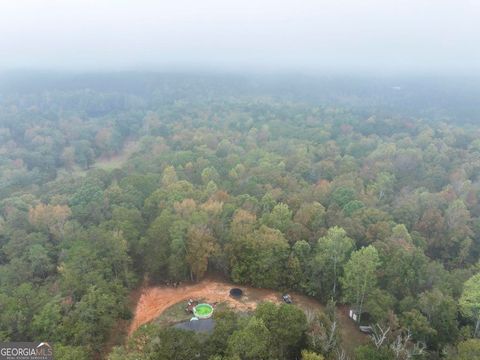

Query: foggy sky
left=1, top=0, right=479, bottom=74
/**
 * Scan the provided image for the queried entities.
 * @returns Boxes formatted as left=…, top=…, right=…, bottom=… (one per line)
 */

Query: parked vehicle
left=282, top=294, right=293, bottom=304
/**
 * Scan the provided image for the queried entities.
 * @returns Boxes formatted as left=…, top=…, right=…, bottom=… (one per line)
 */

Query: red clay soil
left=127, top=277, right=368, bottom=353
left=128, top=278, right=278, bottom=335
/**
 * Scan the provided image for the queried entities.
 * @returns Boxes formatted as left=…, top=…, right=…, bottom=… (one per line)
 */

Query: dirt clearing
left=127, top=277, right=368, bottom=354
left=128, top=278, right=279, bottom=335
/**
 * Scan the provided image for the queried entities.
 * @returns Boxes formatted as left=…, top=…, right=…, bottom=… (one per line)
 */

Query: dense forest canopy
left=0, top=73, right=480, bottom=359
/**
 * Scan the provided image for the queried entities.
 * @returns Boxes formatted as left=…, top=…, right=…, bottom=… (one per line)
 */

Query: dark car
left=282, top=294, right=293, bottom=304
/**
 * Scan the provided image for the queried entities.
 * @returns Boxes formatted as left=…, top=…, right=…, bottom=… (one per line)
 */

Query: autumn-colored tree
left=294, top=202, right=326, bottom=230
left=28, top=203, right=72, bottom=240
left=185, top=224, right=218, bottom=281
left=173, top=198, right=197, bottom=217
left=161, top=165, right=178, bottom=187
left=230, top=209, right=257, bottom=241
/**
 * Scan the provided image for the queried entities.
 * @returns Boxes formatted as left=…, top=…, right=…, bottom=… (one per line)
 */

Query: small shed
left=348, top=307, right=371, bottom=325
left=349, top=308, right=361, bottom=322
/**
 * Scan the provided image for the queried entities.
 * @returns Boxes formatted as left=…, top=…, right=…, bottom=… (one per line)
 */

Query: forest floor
left=125, top=276, right=368, bottom=355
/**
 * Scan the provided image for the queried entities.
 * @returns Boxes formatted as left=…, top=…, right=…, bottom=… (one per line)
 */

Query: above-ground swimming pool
left=193, top=303, right=214, bottom=319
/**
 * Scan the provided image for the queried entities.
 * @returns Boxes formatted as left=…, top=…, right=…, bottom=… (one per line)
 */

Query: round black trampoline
left=230, top=288, right=243, bottom=298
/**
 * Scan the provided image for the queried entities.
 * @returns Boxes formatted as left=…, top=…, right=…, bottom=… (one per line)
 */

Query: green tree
left=301, top=350, right=325, bottom=360
left=364, top=288, right=394, bottom=323
left=73, top=140, right=95, bottom=169
left=285, top=254, right=304, bottom=290
left=262, top=203, right=293, bottom=234
left=227, top=317, right=271, bottom=360
left=201, top=166, right=220, bottom=185
left=255, top=302, right=307, bottom=359
left=460, top=273, right=480, bottom=337
left=141, top=210, right=174, bottom=280
left=54, top=345, right=90, bottom=360
left=381, top=247, right=428, bottom=300
left=454, top=339, right=480, bottom=360
left=27, top=244, right=54, bottom=279
left=343, top=200, right=364, bottom=216
left=230, top=225, right=290, bottom=288
left=400, top=309, right=437, bottom=345
left=341, top=245, right=380, bottom=323
left=418, top=289, right=459, bottom=348
left=294, top=202, right=326, bottom=236
left=314, top=226, right=354, bottom=300
left=149, top=328, right=201, bottom=360
left=161, top=165, right=178, bottom=187
left=205, top=310, right=239, bottom=358
left=64, top=284, right=126, bottom=351
left=355, top=345, right=394, bottom=360
left=32, top=299, right=63, bottom=342
left=331, top=186, right=356, bottom=208
left=368, top=172, right=395, bottom=202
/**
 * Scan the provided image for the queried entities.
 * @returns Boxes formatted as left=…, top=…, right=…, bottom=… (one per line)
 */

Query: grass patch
left=153, top=300, right=229, bottom=328
left=153, top=301, right=192, bottom=328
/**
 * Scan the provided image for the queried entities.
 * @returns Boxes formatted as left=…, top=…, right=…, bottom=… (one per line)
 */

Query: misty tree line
left=0, top=82, right=480, bottom=359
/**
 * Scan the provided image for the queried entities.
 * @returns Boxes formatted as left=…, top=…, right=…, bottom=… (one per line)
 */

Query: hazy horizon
left=1, top=0, right=479, bottom=75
